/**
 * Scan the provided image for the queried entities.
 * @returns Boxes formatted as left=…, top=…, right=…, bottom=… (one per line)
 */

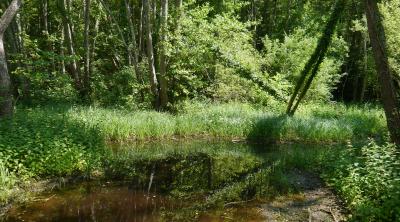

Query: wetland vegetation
left=1, top=0, right=400, bottom=221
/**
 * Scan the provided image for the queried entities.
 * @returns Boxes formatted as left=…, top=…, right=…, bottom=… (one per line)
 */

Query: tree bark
left=83, top=0, right=91, bottom=100
left=89, top=18, right=99, bottom=79
left=176, top=0, right=182, bottom=9
left=365, top=0, right=400, bottom=145
left=144, top=0, right=159, bottom=109
left=59, top=0, right=83, bottom=96
left=0, top=0, right=22, bottom=117
left=139, top=0, right=144, bottom=59
left=124, top=0, right=145, bottom=102
left=41, top=0, right=48, bottom=35
left=159, top=0, right=169, bottom=109
left=124, top=0, right=141, bottom=80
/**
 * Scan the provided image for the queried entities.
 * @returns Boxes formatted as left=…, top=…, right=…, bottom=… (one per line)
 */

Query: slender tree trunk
left=41, top=0, right=48, bottom=35
left=83, top=0, right=91, bottom=100
left=139, top=0, right=144, bottom=59
left=124, top=0, right=145, bottom=102
left=365, top=0, right=400, bottom=145
left=144, top=0, right=159, bottom=109
left=0, top=0, right=22, bottom=117
left=159, top=0, right=169, bottom=109
left=176, top=0, right=182, bottom=8
left=98, top=0, right=132, bottom=66
left=124, top=0, right=141, bottom=78
left=59, top=0, right=83, bottom=95
left=89, top=18, right=99, bottom=78
left=60, top=26, right=66, bottom=75
left=358, top=32, right=368, bottom=102
left=285, top=0, right=292, bottom=30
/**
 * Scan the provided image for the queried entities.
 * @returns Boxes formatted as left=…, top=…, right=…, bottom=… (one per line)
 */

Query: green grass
left=67, top=102, right=387, bottom=143
left=0, top=161, right=16, bottom=205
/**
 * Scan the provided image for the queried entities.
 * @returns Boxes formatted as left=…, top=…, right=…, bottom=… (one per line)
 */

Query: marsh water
left=3, top=141, right=343, bottom=222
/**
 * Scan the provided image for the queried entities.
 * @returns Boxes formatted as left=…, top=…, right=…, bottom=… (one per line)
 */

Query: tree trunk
left=83, top=0, right=91, bottom=100
left=124, top=0, right=145, bottom=102
left=144, top=0, right=159, bottom=109
left=59, top=0, right=83, bottom=96
left=41, top=0, right=48, bottom=35
left=159, top=0, right=169, bottom=109
left=176, top=0, right=182, bottom=8
left=98, top=0, right=132, bottom=66
left=60, top=26, right=66, bottom=75
left=365, top=0, right=400, bottom=145
left=0, top=0, right=22, bottom=117
left=286, top=0, right=345, bottom=116
left=124, top=0, right=141, bottom=79
left=139, top=0, right=144, bottom=59
left=89, top=18, right=99, bottom=79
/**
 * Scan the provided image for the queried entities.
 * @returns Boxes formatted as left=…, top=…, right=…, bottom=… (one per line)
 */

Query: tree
left=159, top=0, right=169, bottom=109
left=58, top=0, right=83, bottom=97
left=0, top=0, right=22, bottom=117
left=144, top=0, right=159, bottom=109
left=124, top=0, right=144, bottom=102
left=286, top=0, right=346, bottom=116
left=365, top=0, right=400, bottom=145
left=83, top=0, right=91, bottom=100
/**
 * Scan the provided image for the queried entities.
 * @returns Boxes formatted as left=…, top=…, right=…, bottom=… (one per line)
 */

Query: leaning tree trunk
left=0, top=0, right=22, bottom=117
left=144, top=0, right=160, bottom=109
left=159, top=0, right=169, bottom=110
left=286, top=0, right=346, bottom=116
left=365, top=0, right=400, bottom=145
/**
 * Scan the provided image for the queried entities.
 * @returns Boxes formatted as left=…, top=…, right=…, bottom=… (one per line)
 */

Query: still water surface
left=4, top=141, right=329, bottom=222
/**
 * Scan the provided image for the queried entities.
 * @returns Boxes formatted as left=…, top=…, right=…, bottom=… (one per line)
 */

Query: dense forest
left=0, top=0, right=400, bottom=221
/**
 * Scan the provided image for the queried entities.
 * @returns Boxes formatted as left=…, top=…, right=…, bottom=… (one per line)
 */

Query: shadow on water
left=3, top=141, right=339, bottom=222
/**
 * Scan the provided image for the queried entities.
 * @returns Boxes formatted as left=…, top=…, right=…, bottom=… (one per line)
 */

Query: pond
left=3, top=141, right=344, bottom=222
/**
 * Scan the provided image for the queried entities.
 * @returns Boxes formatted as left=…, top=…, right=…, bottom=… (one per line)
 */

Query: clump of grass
left=67, top=102, right=387, bottom=143
left=0, top=161, right=16, bottom=205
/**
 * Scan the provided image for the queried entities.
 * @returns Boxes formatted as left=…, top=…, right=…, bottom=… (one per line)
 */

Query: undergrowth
left=322, top=141, right=400, bottom=221
left=0, top=102, right=393, bottom=221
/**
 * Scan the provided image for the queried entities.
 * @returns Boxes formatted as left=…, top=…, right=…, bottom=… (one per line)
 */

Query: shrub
left=323, top=141, right=400, bottom=221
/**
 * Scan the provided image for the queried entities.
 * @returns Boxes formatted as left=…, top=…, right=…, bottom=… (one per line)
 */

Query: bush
left=323, top=141, right=400, bottom=221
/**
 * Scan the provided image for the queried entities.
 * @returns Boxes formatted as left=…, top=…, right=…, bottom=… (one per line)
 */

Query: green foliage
left=0, top=107, right=104, bottom=177
left=323, top=141, right=400, bottom=221
left=263, top=29, right=348, bottom=102
left=8, top=32, right=78, bottom=104
left=91, top=66, right=150, bottom=109
left=381, top=0, right=400, bottom=88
